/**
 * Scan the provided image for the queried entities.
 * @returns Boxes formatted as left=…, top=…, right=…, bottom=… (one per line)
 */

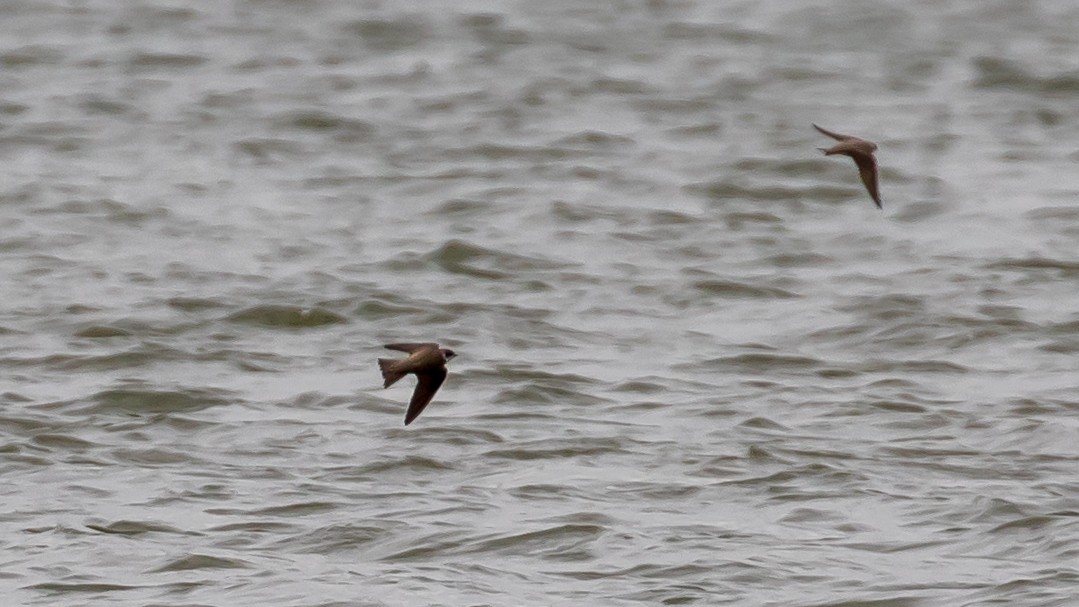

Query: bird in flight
left=813, top=123, right=881, bottom=209
left=378, top=343, right=457, bottom=425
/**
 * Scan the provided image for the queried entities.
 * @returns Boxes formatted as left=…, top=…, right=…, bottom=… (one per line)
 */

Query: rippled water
left=3, top=1, right=1079, bottom=605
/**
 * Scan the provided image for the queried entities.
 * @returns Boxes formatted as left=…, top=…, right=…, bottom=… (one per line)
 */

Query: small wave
left=973, top=56, right=1079, bottom=92
left=78, top=387, right=233, bottom=415
left=425, top=238, right=572, bottom=279
left=86, top=519, right=188, bottom=535
left=151, top=554, right=251, bottom=572
left=344, top=17, right=431, bottom=51
left=484, top=437, right=630, bottom=460
left=272, top=110, right=375, bottom=141
left=678, top=353, right=822, bottom=373
left=227, top=305, right=347, bottom=328
left=128, top=52, right=208, bottom=69
left=463, top=523, right=605, bottom=557
left=691, top=278, right=798, bottom=299
left=986, top=256, right=1079, bottom=275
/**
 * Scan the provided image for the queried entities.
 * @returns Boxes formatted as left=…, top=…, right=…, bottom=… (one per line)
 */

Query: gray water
left=3, top=1, right=1079, bottom=605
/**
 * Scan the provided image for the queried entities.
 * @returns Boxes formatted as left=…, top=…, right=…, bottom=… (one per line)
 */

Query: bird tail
left=378, top=359, right=407, bottom=388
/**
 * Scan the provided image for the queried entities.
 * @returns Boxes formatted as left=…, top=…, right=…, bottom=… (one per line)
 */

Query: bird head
left=441, top=348, right=457, bottom=361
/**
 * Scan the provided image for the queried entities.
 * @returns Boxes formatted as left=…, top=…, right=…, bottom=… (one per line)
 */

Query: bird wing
left=404, top=367, right=447, bottom=425
left=852, top=153, right=882, bottom=209
left=813, top=123, right=852, bottom=141
left=384, top=343, right=439, bottom=354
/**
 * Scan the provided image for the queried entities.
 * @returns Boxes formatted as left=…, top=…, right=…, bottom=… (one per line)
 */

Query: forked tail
left=378, top=359, right=406, bottom=388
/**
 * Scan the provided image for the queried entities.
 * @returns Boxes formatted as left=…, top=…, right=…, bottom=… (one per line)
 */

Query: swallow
left=378, top=343, right=457, bottom=425
left=813, top=123, right=881, bottom=209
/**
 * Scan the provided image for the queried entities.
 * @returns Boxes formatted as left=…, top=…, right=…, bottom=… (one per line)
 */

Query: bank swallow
left=378, top=343, right=457, bottom=425
left=813, top=123, right=881, bottom=209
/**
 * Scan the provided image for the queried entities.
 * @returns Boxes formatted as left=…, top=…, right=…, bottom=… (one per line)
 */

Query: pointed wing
left=813, top=123, right=852, bottom=141
left=384, top=343, right=439, bottom=354
left=852, top=153, right=882, bottom=209
left=404, top=367, right=447, bottom=425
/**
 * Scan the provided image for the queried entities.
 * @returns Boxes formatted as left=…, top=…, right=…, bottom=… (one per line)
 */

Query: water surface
left=3, top=1, right=1079, bottom=605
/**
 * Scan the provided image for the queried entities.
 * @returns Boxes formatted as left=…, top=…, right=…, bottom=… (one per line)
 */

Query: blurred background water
left=2, top=1, right=1079, bottom=605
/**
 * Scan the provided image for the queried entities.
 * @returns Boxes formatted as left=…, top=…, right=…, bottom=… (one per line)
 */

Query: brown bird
left=813, top=123, right=881, bottom=209
left=378, top=343, right=457, bottom=425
